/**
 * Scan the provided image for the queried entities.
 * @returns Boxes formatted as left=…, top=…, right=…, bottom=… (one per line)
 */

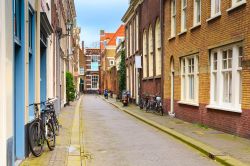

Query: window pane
left=213, top=73, right=217, bottom=101
left=238, top=46, right=243, bottom=67
left=215, top=0, right=220, bottom=14
left=189, top=75, right=194, bottom=100
left=222, top=51, right=227, bottom=69
left=223, top=71, right=232, bottom=103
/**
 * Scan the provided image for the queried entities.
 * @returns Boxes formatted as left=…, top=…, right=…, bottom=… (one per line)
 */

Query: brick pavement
left=103, top=95, right=250, bottom=166
left=20, top=100, right=79, bottom=166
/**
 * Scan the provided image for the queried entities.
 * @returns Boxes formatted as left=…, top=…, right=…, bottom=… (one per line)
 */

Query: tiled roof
left=107, top=25, right=125, bottom=46
left=100, top=25, right=125, bottom=50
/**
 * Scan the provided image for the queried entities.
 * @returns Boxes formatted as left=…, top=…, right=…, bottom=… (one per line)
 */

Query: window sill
left=178, top=101, right=199, bottom=107
left=168, top=36, right=176, bottom=41
left=142, top=76, right=154, bottom=81
left=227, top=1, right=246, bottom=13
left=206, top=13, right=221, bottom=23
left=154, top=75, right=162, bottom=79
left=189, top=23, right=201, bottom=31
left=206, top=105, right=242, bottom=113
left=178, top=30, right=187, bottom=36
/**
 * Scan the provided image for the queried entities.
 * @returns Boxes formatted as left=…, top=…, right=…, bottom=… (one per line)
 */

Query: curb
left=101, top=97, right=248, bottom=166
left=67, top=97, right=83, bottom=166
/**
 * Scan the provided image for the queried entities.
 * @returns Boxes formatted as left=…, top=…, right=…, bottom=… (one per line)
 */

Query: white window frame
left=143, top=30, right=148, bottom=78
left=181, top=0, right=187, bottom=32
left=208, top=43, right=243, bottom=113
left=193, top=0, right=201, bottom=26
left=155, top=19, right=162, bottom=76
left=180, top=55, right=199, bottom=104
left=211, top=0, right=221, bottom=17
left=91, top=75, right=99, bottom=89
left=136, top=13, right=139, bottom=51
left=171, top=0, right=176, bottom=37
left=148, top=26, right=154, bottom=77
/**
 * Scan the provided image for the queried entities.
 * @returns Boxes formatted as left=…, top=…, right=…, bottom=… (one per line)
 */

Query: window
left=91, top=75, right=99, bottom=89
left=194, top=0, right=201, bottom=25
left=209, top=44, right=242, bottom=112
left=91, top=55, right=99, bottom=62
left=126, top=28, right=129, bottom=58
left=14, top=0, right=21, bottom=41
left=211, top=0, right=221, bottom=17
left=181, top=55, right=199, bottom=103
left=148, top=26, right=153, bottom=77
left=91, top=55, right=99, bottom=71
left=143, top=30, right=148, bottom=78
left=29, top=8, right=34, bottom=51
left=155, top=19, right=161, bottom=76
left=171, top=0, right=176, bottom=37
left=181, top=0, right=187, bottom=31
left=136, top=14, right=139, bottom=51
left=79, top=67, right=84, bottom=75
left=110, top=60, right=114, bottom=66
left=129, top=23, right=132, bottom=56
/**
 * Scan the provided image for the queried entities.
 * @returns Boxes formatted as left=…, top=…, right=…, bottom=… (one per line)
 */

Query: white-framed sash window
left=171, top=0, right=176, bottom=37
left=194, top=0, right=201, bottom=26
left=91, top=75, right=99, bottom=89
left=209, top=43, right=243, bottom=112
left=180, top=55, right=199, bottom=104
left=211, top=0, right=221, bottom=17
left=181, top=0, right=187, bottom=31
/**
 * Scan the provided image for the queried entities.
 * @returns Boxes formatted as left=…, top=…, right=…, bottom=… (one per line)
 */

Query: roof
left=100, top=25, right=125, bottom=50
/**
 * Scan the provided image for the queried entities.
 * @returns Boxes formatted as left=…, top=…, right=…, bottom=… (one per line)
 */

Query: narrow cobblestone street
left=81, top=95, right=218, bottom=166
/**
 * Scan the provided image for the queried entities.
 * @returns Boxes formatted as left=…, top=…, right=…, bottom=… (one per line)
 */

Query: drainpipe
left=160, top=0, right=165, bottom=110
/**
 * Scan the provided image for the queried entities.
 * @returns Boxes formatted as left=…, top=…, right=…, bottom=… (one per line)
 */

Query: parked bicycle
left=47, top=98, right=60, bottom=136
left=140, top=94, right=163, bottom=116
left=28, top=101, right=56, bottom=157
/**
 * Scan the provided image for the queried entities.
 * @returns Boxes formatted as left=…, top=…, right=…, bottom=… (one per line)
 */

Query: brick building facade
left=85, top=48, right=100, bottom=93
left=140, top=0, right=162, bottom=97
left=122, top=0, right=162, bottom=104
left=163, top=0, right=250, bottom=138
left=99, top=26, right=125, bottom=93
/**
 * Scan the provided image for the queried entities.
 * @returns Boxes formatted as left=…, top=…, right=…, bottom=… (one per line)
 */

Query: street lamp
left=66, top=20, right=73, bottom=35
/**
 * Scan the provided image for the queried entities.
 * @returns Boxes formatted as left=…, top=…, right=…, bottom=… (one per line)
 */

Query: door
left=170, top=58, right=175, bottom=116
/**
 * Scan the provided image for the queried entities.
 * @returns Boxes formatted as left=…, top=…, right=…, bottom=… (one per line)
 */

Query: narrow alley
left=81, top=95, right=217, bottom=166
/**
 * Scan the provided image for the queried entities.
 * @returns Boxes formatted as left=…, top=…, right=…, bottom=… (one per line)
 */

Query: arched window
left=143, top=30, right=148, bottom=78
left=148, top=25, right=153, bottom=77
left=155, top=18, right=162, bottom=76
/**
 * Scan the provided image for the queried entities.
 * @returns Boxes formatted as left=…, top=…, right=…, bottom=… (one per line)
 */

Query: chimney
left=100, top=30, right=105, bottom=36
left=82, top=41, right=84, bottom=49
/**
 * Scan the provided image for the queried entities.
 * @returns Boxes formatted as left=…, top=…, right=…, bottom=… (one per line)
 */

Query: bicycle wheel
left=28, top=121, right=44, bottom=157
left=53, top=117, right=60, bottom=136
left=46, top=121, right=56, bottom=151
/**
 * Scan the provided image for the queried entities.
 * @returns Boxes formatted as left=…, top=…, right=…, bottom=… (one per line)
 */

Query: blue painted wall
left=13, top=0, right=25, bottom=160
left=28, top=7, right=35, bottom=121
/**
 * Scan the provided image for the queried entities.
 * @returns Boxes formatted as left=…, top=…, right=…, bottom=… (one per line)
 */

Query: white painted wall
left=0, top=0, right=14, bottom=165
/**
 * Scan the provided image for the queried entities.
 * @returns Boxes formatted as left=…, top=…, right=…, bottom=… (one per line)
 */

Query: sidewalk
left=20, top=99, right=83, bottom=166
left=101, top=95, right=250, bottom=166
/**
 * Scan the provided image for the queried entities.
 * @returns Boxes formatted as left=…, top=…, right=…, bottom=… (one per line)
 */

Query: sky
left=75, top=0, right=129, bottom=48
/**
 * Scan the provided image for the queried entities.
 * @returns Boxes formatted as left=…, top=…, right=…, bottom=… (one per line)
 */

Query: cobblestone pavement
left=82, top=95, right=218, bottom=166
left=105, top=95, right=250, bottom=165
left=20, top=101, right=78, bottom=166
